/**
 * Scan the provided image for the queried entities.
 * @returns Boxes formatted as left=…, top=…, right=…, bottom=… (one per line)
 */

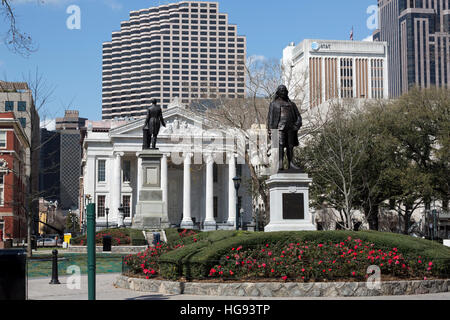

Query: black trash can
left=0, top=249, right=27, bottom=300
left=152, top=232, right=161, bottom=246
left=31, top=237, right=37, bottom=250
left=102, top=235, right=112, bottom=252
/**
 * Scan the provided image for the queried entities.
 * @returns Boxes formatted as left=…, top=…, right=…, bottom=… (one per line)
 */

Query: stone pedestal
left=133, top=150, right=169, bottom=230
left=264, top=173, right=316, bottom=232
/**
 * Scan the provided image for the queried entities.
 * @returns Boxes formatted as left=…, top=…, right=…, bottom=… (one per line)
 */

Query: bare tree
left=1, top=0, right=36, bottom=56
left=299, top=100, right=371, bottom=230
left=189, top=57, right=309, bottom=226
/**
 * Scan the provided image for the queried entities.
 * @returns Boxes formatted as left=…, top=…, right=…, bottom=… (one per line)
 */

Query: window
left=18, top=101, right=26, bottom=111
left=122, top=195, right=131, bottom=218
left=97, top=195, right=106, bottom=218
left=0, top=132, right=6, bottom=148
left=0, top=174, right=4, bottom=206
left=18, top=118, right=26, bottom=128
left=123, top=160, right=131, bottom=183
left=97, top=160, right=106, bottom=182
left=340, top=58, right=354, bottom=98
left=5, top=101, right=14, bottom=111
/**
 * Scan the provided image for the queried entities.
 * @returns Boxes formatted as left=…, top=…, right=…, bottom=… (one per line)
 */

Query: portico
left=81, top=101, right=252, bottom=231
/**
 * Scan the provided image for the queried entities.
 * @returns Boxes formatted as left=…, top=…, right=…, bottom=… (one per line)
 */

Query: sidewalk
left=27, top=273, right=450, bottom=300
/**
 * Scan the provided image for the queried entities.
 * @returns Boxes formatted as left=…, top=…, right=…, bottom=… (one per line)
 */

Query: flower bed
left=207, top=237, right=436, bottom=282
left=123, top=236, right=188, bottom=279
left=123, top=230, right=450, bottom=282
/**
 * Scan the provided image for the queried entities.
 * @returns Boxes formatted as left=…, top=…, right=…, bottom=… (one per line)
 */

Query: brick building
left=0, top=81, right=40, bottom=236
left=0, top=112, right=30, bottom=246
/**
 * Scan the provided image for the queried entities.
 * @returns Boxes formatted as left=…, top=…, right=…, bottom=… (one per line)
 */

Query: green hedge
left=159, top=230, right=450, bottom=280
left=71, top=228, right=147, bottom=246
left=159, top=230, right=238, bottom=280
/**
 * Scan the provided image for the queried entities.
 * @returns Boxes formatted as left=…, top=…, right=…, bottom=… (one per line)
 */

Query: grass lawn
left=27, top=253, right=125, bottom=278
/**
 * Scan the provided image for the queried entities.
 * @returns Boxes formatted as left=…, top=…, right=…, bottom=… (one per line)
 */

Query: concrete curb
left=113, top=275, right=450, bottom=297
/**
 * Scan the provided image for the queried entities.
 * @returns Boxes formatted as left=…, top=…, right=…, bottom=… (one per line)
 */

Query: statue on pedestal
left=267, top=85, right=302, bottom=171
left=143, top=99, right=166, bottom=149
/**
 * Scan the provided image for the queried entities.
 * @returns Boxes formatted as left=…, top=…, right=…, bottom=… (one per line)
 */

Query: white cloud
left=40, top=118, right=56, bottom=131
left=362, top=35, right=373, bottom=42
left=247, top=55, right=267, bottom=65
left=103, top=0, right=122, bottom=10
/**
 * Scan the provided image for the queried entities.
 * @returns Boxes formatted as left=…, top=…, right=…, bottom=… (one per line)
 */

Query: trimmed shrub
left=70, top=228, right=147, bottom=246
left=123, top=230, right=450, bottom=281
left=177, top=231, right=450, bottom=280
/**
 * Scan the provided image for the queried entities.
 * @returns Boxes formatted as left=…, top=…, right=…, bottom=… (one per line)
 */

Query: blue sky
left=0, top=0, right=378, bottom=124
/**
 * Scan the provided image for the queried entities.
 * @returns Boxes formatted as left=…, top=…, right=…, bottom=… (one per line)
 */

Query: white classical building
left=80, top=100, right=254, bottom=231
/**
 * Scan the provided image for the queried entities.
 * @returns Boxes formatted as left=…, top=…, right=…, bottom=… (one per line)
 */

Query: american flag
left=350, top=27, right=354, bottom=40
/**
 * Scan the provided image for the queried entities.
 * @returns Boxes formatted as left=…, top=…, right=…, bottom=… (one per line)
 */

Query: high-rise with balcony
left=374, top=0, right=450, bottom=98
left=102, top=1, right=247, bottom=120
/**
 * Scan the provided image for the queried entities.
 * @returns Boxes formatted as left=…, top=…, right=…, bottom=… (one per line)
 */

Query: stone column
left=181, top=153, right=193, bottom=228
left=113, top=152, right=124, bottom=227
left=161, top=153, right=169, bottom=218
left=227, top=153, right=236, bottom=226
left=204, top=154, right=216, bottom=230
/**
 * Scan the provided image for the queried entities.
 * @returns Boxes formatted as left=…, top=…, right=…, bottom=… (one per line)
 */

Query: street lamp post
left=105, top=208, right=109, bottom=229
left=233, top=176, right=241, bottom=231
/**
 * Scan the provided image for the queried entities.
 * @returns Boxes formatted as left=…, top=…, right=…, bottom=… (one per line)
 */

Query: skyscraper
left=102, top=1, right=247, bottom=120
left=374, top=0, right=450, bottom=97
left=40, top=110, right=86, bottom=211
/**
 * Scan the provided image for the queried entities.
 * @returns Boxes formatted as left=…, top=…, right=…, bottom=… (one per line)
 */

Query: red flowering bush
left=178, top=229, right=198, bottom=239
left=206, top=236, right=437, bottom=282
left=124, top=242, right=186, bottom=278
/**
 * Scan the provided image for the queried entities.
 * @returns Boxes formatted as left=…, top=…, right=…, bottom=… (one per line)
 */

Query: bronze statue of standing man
left=267, top=85, right=302, bottom=171
left=143, top=99, right=166, bottom=150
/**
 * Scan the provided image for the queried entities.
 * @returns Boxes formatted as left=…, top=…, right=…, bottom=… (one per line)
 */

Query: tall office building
left=374, top=0, right=450, bottom=97
left=282, top=39, right=389, bottom=109
left=102, top=1, right=247, bottom=120
left=39, top=110, right=86, bottom=211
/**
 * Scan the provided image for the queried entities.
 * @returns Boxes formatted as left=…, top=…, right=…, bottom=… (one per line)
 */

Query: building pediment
left=109, top=105, right=223, bottom=139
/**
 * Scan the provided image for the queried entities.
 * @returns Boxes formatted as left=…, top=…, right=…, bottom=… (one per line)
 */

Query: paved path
left=27, top=273, right=450, bottom=300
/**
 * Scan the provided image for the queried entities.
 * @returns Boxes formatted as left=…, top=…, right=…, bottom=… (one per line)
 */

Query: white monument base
left=132, top=150, right=169, bottom=230
left=264, top=172, right=316, bottom=232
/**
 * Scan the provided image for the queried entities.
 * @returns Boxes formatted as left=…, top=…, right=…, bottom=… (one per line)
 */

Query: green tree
left=383, top=87, right=450, bottom=218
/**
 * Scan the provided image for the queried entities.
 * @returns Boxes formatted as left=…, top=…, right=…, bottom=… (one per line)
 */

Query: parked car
left=37, top=238, right=58, bottom=247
